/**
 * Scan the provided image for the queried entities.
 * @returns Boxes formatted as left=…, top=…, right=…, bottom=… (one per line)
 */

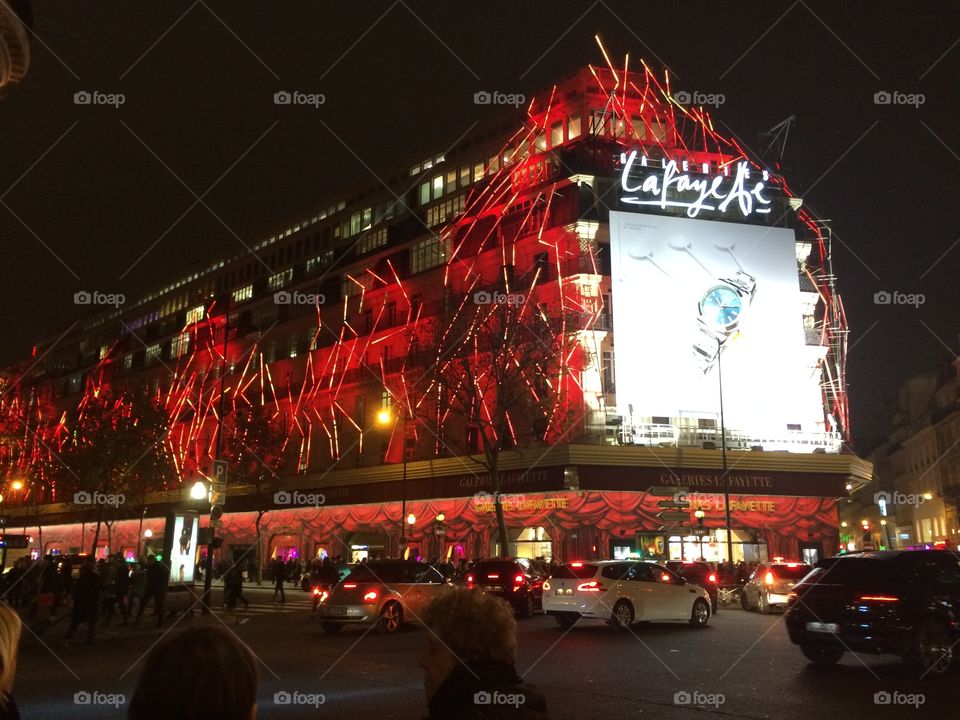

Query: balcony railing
left=618, top=422, right=843, bottom=454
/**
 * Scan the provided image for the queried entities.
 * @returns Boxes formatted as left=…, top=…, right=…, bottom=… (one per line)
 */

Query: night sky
left=1, top=1, right=958, bottom=452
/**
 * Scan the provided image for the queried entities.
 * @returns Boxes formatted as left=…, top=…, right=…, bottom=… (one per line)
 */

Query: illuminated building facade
left=1, top=60, right=871, bottom=566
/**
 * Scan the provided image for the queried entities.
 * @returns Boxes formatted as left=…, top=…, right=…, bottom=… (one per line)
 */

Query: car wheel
left=377, top=601, right=402, bottom=634
left=320, top=622, right=343, bottom=634
left=740, top=589, right=752, bottom=611
left=800, top=643, right=844, bottom=666
left=905, top=621, right=953, bottom=676
left=518, top=594, right=533, bottom=619
left=758, top=592, right=769, bottom=614
left=610, top=599, right=634, bottom=628
left=554, top=614, right=578, bottom=628
left=690, top=598, right=710, bottom=627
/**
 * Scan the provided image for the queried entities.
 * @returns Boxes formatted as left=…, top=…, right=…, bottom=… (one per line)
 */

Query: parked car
left=465, top=558, right=546, bottom=617
left=741, top=561, right=811, bottom=613
left=542, top=560, right=711, bottom=629
left=785, top=550, right=960, bottom=675
left=665, top=561, right=719, bottom=613
left=314, top=559, right=451, bottom=634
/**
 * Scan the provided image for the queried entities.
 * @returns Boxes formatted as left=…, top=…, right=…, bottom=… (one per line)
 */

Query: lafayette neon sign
left=620, top=151, right=772, bottom=219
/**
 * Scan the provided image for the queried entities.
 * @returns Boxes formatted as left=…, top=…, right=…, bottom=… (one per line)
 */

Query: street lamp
left=190, top=480, right=208, bottom=501
left=694, top=510, right=706, bottom=559
left=143, top=529, right=153, bottom=539
left=716, top=338, right=734, bottom=566
left=10, top=480, right=23, bottom=492
left=406, top=513, right=417, bottom=526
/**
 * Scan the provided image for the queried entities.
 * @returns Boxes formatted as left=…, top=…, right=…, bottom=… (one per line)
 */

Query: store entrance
left=493, top=526, right=552, bottom=561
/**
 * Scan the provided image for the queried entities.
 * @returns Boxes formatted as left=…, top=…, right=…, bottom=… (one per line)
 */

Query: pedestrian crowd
left=0, top=552, right=171, bottom=645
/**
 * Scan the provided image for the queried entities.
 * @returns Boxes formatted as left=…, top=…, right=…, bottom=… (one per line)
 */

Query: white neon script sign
left=620, top=152, right=772, bottom=218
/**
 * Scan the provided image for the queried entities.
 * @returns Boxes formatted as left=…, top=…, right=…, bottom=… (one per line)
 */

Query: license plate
left=325, top=606, right=347, bottom=615
left=806, top=622, right=838, bottom=633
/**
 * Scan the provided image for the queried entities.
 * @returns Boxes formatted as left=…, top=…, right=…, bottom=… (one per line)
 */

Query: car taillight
left=764, top=572, right=775, bottom=586
left=487, top=573, right=499, bottom=579
left=858, top=595, right=899, bottom=603
left=570, top=561, right=584, bottom=568
left=514, top=574, right=524, bottom=584
left=363, top=590, right=379, bottom=602
left=543, top=580, right=551, bottom=591
left=661, top=573, right=671, bottom=582
left=576, top=580, right=605, bottom=592
left=708, top=573, right=717, bottom=584
left=343, top=582, right=357, bottom=589
left=466, top=574, right=475, bottom=585
left=313, top=587, right=321, bottom=595
left=787, top=591, right=797, bottom=602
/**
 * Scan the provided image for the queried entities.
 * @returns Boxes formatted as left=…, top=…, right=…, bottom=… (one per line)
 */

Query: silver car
left=315, top=559, right=452, bottom=634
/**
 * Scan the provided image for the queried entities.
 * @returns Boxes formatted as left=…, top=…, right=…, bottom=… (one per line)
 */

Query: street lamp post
left=717, top=339, right=734, bottom=566
left=379, top=407, right=412, bottom=553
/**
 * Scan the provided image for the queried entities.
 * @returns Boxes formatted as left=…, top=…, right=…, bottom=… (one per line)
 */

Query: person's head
left=419, top=588, right=517, bottom=700
left=128, top=627, right=258, bottom=720
left=0, top=604, right=22, bottom=703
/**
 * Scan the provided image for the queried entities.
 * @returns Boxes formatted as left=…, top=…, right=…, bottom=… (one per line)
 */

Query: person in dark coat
left=271, top=557, right=285, bottom=603
left=66, top=559, right=99, bottom=644
left=134, top=555, right=169, bottom=628
left=420, top=588, right=550, bottom=719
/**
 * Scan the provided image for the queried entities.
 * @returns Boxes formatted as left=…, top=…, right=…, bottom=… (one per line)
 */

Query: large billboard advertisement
left=608, top=211, right=823, bottom=435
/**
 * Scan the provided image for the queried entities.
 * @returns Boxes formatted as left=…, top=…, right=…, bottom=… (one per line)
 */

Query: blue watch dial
left=700, top=285, right=742, bottom=329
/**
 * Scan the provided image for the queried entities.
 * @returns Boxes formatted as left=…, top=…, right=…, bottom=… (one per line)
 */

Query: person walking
left=0, top=603, right=23, bottom=719
left=114, top=555, right=131, bottom=626
left=65, top=559, right=99, bottom=644
left=134, top=556, right=169, bottom=628
left=271, top=556, right=285, bottom=603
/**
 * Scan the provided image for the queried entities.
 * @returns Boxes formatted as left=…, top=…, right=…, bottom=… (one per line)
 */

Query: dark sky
left=1, top=1, right=958, bottom=452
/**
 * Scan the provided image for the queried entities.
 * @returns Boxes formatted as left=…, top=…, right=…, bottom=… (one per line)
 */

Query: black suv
left=785, top=550, right=960, bottom=676
left=665, top=561, right=719, bottom=613
left=466, top=558, right=545, bottom=617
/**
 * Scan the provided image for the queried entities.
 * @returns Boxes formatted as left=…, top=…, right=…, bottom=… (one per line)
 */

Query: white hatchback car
left=543, top=560, right=711, bottom=629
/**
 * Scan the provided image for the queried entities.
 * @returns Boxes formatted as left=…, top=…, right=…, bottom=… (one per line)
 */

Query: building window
left=459, top=165, right=470, bottom=187
left=432, top=175, right=444, bottom=200
left=123, top=354, right=133, bottom=369
left=185, top=305, right=205, bottom=326
left=357, top=227, right=388, bottom=255
left=411, top=236, right=450, bottom=274
left=568, top=114, right=581, bottom=139
left=381, top=390, right=392, bottom=410
left=267, top=268, right=293, bottom=291
left=473, top=162, right=485, bottom=183
left=171, top=332, right=190, bottom=359
left=602, top=351, right=614, bottom=391
left=232, top=284, right=253, bottom=303
left=146, top=343, right=161, bottom=365
left=99, top=345, right=109, bottom=360
left=420, top=181, right=431, bottom=207
left=550, top=121, right=564, bottom=147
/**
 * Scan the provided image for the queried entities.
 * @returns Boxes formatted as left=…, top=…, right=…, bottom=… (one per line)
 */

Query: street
left=14, top=587, right=955, bottom=718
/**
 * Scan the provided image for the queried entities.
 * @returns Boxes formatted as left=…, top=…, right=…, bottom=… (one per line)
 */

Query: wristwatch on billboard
left=692, top=270, right=757, bottom=373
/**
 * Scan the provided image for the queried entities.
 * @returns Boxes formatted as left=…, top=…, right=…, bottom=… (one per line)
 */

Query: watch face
left=700, top=285, right=742, bottom=329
